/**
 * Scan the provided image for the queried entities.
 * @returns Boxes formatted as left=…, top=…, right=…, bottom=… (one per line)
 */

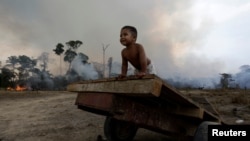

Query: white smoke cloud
left=71, top=55, right=99, bottom=80
left=0, top=0, right=250, bottom=87
left=233, top=65, right=250, bottom=88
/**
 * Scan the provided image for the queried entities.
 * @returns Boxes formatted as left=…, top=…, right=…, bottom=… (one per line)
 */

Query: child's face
left=120, top=28, right=136, bottom=46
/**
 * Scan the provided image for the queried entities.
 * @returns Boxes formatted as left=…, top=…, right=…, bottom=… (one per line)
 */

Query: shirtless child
left=119, top=25, right=155, bottom=78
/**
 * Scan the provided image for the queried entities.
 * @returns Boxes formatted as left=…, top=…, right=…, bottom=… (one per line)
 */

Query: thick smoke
left=0, top=0, right=220, bottom=78
left=27, top=71, right=54, bottom=90
left=1, top=1, right=249, bottom=89
left=232, top=65, right=250, bottom=89
left=69, top=55, right=99, bottom=81
left=166, top=76, right=220, bottom=89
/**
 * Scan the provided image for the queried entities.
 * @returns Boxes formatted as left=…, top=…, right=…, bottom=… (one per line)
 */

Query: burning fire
left=7, top=85, right=27, bottom=91
left=16, top=85, right=27, bottom=91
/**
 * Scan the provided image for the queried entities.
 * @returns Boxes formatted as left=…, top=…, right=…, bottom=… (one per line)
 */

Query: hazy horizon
left=1, top=0, right=250, bottom=88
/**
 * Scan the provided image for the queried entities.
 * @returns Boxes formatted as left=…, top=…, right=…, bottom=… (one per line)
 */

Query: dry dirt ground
left=180, top=89, right=250, bottom=125
left=0, top=91, right=170, bottom=141
left=0, top=89, right=249, bottom=141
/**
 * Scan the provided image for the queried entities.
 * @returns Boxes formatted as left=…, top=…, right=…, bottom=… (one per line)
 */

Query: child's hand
left=136, top=72, right=146, bottom=78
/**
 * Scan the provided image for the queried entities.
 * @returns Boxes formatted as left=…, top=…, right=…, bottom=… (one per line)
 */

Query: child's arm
left=119, top=50, right=128, bottom=78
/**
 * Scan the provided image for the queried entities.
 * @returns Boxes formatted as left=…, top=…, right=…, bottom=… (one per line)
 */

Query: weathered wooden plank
left=159, top=85, right=220, bottom=121
left=67, top=77, right=163, bottom=97
left=68, top=74, right=221, bottom=122
left=189, top=96, right=220, bottom=116
left=172, top=107, right=204, bottom=119
left=76, top=93, right=204, bottom=120
left=75, top=92, right=113, bottom=111
left=70, top=74, right=156, bottom=84
left=113, top=96, right=199, bottom=137
left=159, top=85, right=200, bottom=107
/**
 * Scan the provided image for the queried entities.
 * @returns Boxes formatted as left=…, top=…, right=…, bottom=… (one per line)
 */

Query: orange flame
left=15, top=85, right=27, bottom=91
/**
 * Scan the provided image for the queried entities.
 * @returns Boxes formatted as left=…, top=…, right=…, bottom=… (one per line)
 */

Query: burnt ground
left=0, top=90, right=249, bottom=141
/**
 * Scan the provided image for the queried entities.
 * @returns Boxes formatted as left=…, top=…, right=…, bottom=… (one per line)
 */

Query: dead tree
left=102, top=44, right=109, bottom=78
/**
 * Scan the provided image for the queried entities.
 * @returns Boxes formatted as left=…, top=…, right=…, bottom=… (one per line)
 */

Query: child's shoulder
left=135, top=43, right=143, bottom=47
left=135, top=43, right=144, bottom=50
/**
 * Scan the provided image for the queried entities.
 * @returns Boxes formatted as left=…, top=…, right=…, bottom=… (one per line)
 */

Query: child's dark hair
left=121, top=25, right=137, bottom=39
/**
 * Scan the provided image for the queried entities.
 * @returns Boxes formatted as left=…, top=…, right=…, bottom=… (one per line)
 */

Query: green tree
left=220, top=73, right=232, bottom=89
left=62, top=40, right=83, bottom=74
left=78, top=52, right=89, bottom=64
left=5, top=56, right=19, bottom=82
left=66, top=40, right=83, bottom=50
left=53, top=43, right=64, bottom=75
left=64, top=49, right=77, bottom=72
left=17, top=55, right=37, bottom=84
left=6, top=56, right=19, bottom=71
left=1, top=67, right=16, bottom=88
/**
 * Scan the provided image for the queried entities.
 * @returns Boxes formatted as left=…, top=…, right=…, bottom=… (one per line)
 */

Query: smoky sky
left=0, top=0, right=249, bottom=82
